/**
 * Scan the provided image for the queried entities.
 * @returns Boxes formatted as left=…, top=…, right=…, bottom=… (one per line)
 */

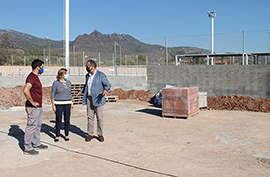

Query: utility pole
left=98, top=52, right=101, bottom=68
left=83, top=51, right=85, bottom=67
left=45, top=36, right=50, bottom=66
left=165, top=37, right=168, bottom=65
left=73, top=45, right=75, bottom=74
left=65, top=0, right=70, bottom=72
left=119, top=46, right=121, bottom=66
left=43, top=48, right=45, bottom=62
left=208, top=11, right=216, bottom=65
left=114, top=41, right=117, bottom=66
left=269, top=32, right=270, bottom=52
left=242, top=31, right=246, bottom=65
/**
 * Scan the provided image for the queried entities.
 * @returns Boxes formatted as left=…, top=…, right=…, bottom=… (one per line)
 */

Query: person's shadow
left=41, top=121, right=88, bottom=140
left=8, top=125, right=24, bottom=151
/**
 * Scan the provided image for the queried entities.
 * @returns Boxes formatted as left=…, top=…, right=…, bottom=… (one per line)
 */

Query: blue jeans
left=55, top=104, right=71, bottom=137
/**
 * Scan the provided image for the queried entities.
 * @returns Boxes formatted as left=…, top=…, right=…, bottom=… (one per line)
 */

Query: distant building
left=215, top=60, right=228, bottom=65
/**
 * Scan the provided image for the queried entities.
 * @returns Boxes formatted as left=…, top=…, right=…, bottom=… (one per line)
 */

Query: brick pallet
left=162, top=87, right=199, bottom=118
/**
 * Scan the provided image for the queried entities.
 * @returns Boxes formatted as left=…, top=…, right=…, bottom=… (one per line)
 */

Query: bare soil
left=0, top=100, right=269, bottom=176
left=207, top=95, right=270, bottom=112
left=0, top=86, right=270, bottom=113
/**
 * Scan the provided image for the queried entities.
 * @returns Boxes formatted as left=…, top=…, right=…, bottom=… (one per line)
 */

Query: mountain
left=0, top=29, right=63, bottom=52
left=0, top=29, right=210, bottom=64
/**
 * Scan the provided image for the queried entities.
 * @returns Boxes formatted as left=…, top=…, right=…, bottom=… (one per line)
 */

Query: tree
left=137, top=54, right=146, bottom=65
left=0, top=33, right=12, bottom=65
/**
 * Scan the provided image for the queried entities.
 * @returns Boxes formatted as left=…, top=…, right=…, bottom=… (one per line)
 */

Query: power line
left=141, top=29, right=270, bottom=42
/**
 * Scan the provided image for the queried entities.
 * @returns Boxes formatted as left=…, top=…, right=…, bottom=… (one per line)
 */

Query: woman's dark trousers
left=55, top=104, right=71, bottom=137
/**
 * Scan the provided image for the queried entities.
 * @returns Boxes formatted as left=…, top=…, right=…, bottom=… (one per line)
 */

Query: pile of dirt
left=0, top=86, right=52, bottom=109
left=207, top=95, right=270, bottom=112
left=108, top=88, right=154, bottom=102
left=1, top=86, right=269, bottom=113
left=0, top=86, right=153, bottom=109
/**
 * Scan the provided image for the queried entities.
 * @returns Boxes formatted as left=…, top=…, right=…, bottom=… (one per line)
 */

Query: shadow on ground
left=136, top=108, right=162, bottom=117
left=41, top=121, right=88, bottom=140
left=8, top=125, right=24, bottom=151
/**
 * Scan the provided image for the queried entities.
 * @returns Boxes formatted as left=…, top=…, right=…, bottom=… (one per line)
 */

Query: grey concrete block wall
left=0, top=75, right=148, bottom=91
left=1, top=65, right=269, bottom=98
left=147, top=65, right=270, bottom=99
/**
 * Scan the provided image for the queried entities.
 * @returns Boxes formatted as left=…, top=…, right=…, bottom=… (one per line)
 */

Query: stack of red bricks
left=162, top=87, right=199, bottom=118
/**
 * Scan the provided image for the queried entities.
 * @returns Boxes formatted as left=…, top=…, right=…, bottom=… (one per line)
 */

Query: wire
left=141, top=29, right=270, bottom=41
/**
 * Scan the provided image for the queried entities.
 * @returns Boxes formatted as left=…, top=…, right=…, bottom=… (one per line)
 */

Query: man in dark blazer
left=76, top=60, right=111, bottom=142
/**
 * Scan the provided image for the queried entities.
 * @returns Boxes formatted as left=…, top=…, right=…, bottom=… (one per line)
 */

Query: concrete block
left=199, top=92, right=207, bottom=108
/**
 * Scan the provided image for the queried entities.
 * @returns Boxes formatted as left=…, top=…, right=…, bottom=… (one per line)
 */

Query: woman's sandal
left=54, top=137, right=59, bottom=142
left=65, top=136, right=69, bottom=141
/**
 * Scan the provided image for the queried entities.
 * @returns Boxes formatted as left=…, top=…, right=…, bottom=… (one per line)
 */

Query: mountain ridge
left=0, top=29, right=210, bottom=64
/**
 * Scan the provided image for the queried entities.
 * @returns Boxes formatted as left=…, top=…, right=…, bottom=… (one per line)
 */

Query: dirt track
left=0, top=100, right=269, bottom=176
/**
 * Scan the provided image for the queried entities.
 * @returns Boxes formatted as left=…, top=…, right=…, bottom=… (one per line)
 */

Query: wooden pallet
left=71, top=84, right=85, bottom=105
left=105, top=96, right=119, bottom=102
left=71, top=84, right=119, bottom=104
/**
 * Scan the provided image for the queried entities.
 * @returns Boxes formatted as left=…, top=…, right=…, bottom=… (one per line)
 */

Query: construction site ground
left=0, top=100, right=269, bottom=177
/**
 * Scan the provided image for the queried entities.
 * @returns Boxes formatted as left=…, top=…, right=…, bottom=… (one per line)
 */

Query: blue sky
left=0, top=0, right=270, bottom=53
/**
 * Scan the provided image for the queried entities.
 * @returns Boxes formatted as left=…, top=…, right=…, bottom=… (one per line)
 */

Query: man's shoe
left=34, top=144, right=48, bottom=150
left=98, top=135, right=104, bottom=142
left=24, top=149, right=39, bottom=156
left=85, top=135, right=93, bottom=142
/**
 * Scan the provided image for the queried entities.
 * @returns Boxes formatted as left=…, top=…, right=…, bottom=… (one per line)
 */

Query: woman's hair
left=56, top=68, right=67, bottom=80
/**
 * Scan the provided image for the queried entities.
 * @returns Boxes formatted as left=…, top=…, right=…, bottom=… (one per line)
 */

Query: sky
left=0, top=0, right=270, bottom=53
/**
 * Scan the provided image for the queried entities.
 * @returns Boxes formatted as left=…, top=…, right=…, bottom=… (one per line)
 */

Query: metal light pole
left=45, top=36, right=50, bottom=66
left=208, top=11, right=216, bottom=65
left=114, top=41, right=117, bottom=66
left=43, top=48, right=45, bottom=62
left=98, top=52, right=101, bottom=67
left=242, top=31, right=246, bottom=65
left=73, top=45, right=76, bottom=74
left=165, top=37, right=168, bottom=65
left=119, top=46, right=121, bottom=66
left=65, top=0, right=70, bottom=72
left=269, top=32, right=270, bottom=52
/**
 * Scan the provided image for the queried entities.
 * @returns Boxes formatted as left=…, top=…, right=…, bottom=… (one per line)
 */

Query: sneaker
left=98, top=135, right=104, bottom=142
left=24, top=149, right=39, bottom=156
left=33, top=144, right=48, bottom=150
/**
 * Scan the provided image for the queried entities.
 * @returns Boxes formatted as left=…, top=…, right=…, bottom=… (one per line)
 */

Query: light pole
left=165, top=37, right=168, bottom=65
left=45, top=36, right=50, bottom=66
left=208, top=11, right=216, bottom=65
left=114, top=41, right=120, bottom=75
left=65, top=0, right=70, bottom=73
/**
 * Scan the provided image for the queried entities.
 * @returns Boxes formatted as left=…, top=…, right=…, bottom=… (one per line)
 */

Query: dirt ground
left=0, top=100, right=269, bottom=176
left=0, top=86, right=270, bottom=113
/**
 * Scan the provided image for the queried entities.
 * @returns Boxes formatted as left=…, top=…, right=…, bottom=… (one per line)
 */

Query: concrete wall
left=0, top=66, right=147, bottom=76
left=0, top=75, right=147, bottom=91
left=147, top=65, right=270, bottom=98
left=2, top=65, right=270, bottom=99
left=0, top=66, right=148, bottom=90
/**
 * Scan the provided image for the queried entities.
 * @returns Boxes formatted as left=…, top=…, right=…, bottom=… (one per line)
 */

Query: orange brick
left=162, top=87, right=199, bottom=118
